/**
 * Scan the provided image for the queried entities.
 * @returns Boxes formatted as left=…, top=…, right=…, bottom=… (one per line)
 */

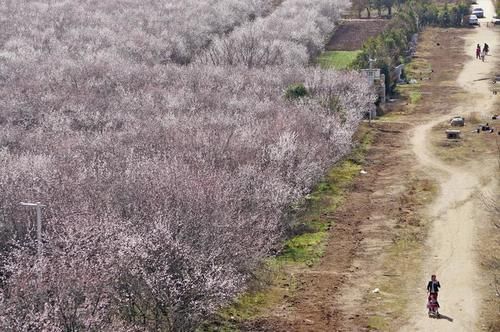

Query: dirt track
left=403, top=0, right=499, bottom=330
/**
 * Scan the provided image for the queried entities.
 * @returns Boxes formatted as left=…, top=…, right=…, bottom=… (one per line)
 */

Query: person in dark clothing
left=427, top=274, right=441, bottom=299
left=476, top=44, right=481, bottom=59
left=484, top=43, right=489, bottom=55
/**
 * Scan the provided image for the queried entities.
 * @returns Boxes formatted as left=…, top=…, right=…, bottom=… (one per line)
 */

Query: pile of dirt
left=326, top=19, right=390, bottom=51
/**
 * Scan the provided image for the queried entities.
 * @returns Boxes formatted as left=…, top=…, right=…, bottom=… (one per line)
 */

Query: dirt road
left=403, top=0, right=499, bottom=330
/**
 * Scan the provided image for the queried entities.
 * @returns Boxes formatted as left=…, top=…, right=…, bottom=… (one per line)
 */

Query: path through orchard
left=242, top=2, right=499, bottom=331
left=402, top=0, right=499, bottom=330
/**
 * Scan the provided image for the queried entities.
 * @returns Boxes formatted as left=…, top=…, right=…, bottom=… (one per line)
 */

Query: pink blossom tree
left=0, top=1, right=375, bottom=330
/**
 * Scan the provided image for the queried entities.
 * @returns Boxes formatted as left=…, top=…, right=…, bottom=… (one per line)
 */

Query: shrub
left=285, top=83, right=309, bottom=99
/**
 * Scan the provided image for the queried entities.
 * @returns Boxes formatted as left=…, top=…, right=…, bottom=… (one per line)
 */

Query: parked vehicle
left=469, top=15, right=479, bottom=25
left=492, top=16, right=500, bottom=25
left=472, top=8, right=484, bottom=18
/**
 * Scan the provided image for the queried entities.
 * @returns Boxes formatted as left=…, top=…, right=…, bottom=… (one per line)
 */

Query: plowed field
left=326, top=19, right=389, bottom=51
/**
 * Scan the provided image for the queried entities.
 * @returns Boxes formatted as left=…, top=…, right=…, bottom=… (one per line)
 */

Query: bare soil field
left=326, top=19, right=390, bottom=51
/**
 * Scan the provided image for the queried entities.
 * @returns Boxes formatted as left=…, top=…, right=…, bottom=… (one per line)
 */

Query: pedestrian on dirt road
left=427, top=274, right=441, bottom=299
left=484, top=43, right=489, bottom=55
left=481, top=49, right=486, bottom=62
left=476, top=44, right=481, bottom=59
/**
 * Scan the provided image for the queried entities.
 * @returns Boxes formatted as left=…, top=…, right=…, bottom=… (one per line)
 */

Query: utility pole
left=368, top=57, right=376, bottom=70
left=20, top=202, right=46, bottom=259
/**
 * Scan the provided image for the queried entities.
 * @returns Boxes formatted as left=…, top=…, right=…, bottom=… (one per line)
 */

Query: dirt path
left=403, top=0, right=499, bottom=330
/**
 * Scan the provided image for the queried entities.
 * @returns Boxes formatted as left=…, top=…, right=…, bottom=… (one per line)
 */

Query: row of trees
left=352, top=0, right=473, bottom=19
left=0, top=0, right=374, bottom=331
left=353, top=0, right=470, bottom=92
left=352, top=0, right=411, bottom=18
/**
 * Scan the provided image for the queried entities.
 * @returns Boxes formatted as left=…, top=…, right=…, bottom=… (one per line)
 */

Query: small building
left=446, top=129, right=461, bottom=139
left=360, top=68, right=386, bottom=103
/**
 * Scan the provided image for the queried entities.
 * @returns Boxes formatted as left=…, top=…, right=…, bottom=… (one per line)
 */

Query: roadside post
left=20, top=201, right=46, bottom=260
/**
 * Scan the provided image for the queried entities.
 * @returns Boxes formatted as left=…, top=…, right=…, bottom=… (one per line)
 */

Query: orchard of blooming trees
left=0, top=0, right=375, bottom=331
left=199, top=0, right=344, bottom=67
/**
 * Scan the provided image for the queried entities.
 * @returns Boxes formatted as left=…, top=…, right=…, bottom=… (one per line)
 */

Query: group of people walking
left=476, top=43, right=489, bottom=61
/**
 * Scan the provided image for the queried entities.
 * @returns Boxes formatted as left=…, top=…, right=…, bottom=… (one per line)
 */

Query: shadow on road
left=435, top=313, right=454, bottom=322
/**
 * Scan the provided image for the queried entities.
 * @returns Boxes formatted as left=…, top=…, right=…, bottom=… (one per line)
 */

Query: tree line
left=352, top=0, right=413, bottom=18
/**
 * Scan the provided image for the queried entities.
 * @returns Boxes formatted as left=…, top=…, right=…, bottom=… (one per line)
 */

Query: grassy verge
left=397, top=60, right=429, bottom=101
left=317, top=50, right=361, bottom=69
left=279, top=126, right=373, bottom=267
left=478, top=210, right=500, bottom=332
left=479, top=100, right=500, bottom=331
left=200, top=126, right=374, bottom=331
left=379, top=57, right=430, bottom=121
left=376, top=56, right=431, bottom=122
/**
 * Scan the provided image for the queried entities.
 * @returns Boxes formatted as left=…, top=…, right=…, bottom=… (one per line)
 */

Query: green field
left=317, top=50, right=361, bottom=69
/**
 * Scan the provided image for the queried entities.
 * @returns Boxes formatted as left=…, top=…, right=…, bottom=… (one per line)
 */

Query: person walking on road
left=484, top=43, right=489, bottom=55
left=476, top=44, right=481, bottom=59
left=427, top=274, right=441, bottom=299
left=481, top=49, right=486, bottom=62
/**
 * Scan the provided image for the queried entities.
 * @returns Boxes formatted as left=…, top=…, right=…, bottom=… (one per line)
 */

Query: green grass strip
left=317, top=50, right=361, bottom=70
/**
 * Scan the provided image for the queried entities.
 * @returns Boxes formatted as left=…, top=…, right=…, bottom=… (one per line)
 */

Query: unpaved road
left=403, top=0, right=499, bottom=330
